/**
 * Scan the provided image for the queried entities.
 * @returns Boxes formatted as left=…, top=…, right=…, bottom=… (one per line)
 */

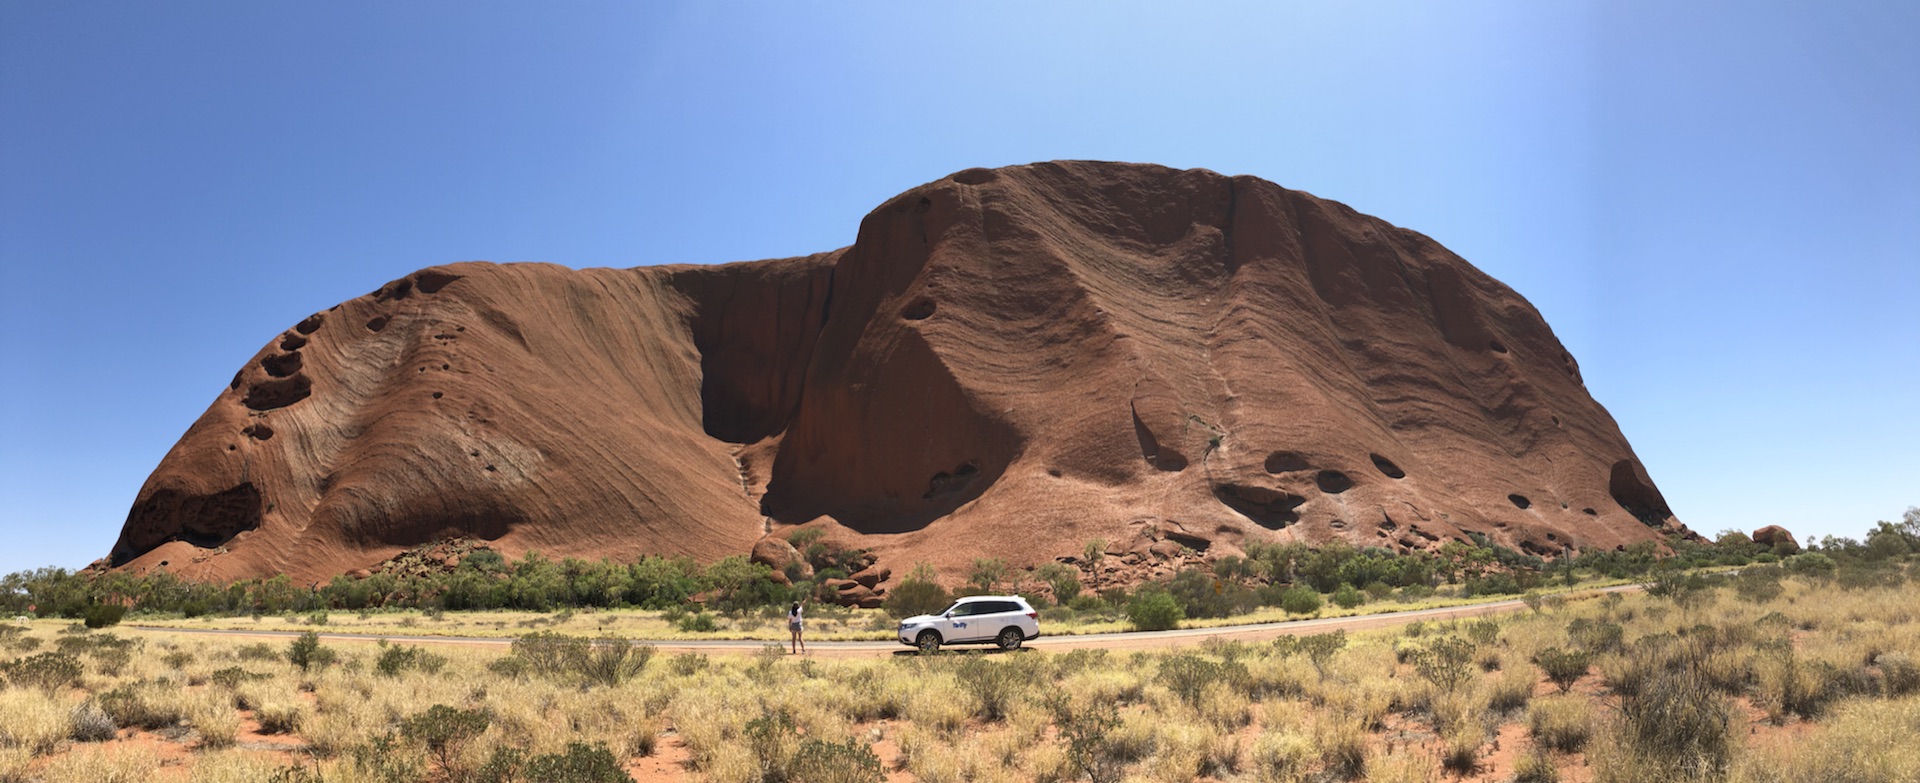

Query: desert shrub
left=745, top=710, right=800, bottom=781
left=1277, top=587, right=1321, bottom=615
left=667, top=653, right=709, bottom=677
left=1035, top=562, right=1082, bottom=605
left=578, top=638, right=654, bottom=687
left=1364, top=581, right=1395, bottom=601
left=956, top=656, right=1025, bottom=721
left=1398, top=583, right=1436, bottom=602
left=1124, top=589, right=1184, bottom=631
left=235, top=643, right=279, bottom=662
left=677, top=613, right=717, bottom=633
left=209, top=666, right=267, bottom=691
left=1410, top=637, right=1476, bottom=693
left=791, top=738, right=882, bottom=783
left=1734, top=566, right=1786, bottom=603
left=400, top=705, right=490, bottom=775
left=1529, top=695, right=1593, bottom=752
left=1052, top=697, right=1126, bottom=783
left=1611, top=670, right=1732, bottom=781
left=159, top=649, right=194, bottom=669
left=511, top=630, right=588, bottom=677
left=69, top=700, right=118, bottom=742
left=883, top=563, right=950, bottom=619
left=1567, top=618, right=1625, bottom=653
left=82, top=604, right=126, bottom=629
left=1, top=651, right=82, bottom=692
left=1535, top=648, right=1592, bottom=692
left=284, top=631, right=336, bottom=672
left=479, top=742, right=633, bottom=783
left=350, top=732, right=426, bottom=783
left=374, top=644, right=447, bottom=677
left=1466, top=618, right=1501, bottom=646
left=1271, top=630, right=1347, bottom=674
left=96, top=683, right=183, bottom=730
left=1331, top=584, right=1363, bottom=609
left=1157, top=654, right=1248, bottom=709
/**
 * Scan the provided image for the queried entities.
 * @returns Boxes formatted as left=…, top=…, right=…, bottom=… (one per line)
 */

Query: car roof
left=953, top=595, right=1027, bottom=604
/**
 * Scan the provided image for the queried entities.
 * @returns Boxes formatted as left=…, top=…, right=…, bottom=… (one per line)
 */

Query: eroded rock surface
left=111, top=161, right=1689, bottom=585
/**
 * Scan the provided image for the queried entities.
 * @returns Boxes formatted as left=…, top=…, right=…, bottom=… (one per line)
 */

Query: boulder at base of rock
left=751, top=535, right=811, bottom=584
left=1752, top=525, right=1800, bottom=554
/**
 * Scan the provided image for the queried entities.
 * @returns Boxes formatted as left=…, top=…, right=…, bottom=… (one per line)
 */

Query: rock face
left=110, top=161, right=1689, bottom=585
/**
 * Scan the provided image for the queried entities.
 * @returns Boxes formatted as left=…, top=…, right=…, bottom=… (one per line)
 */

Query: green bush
left=401, top=705, right=490, bottom=775
left=1331, top=584, right=1363, bottom=609
left=1034, top=562, right=1082, bottom=605
left=883, top=563, right=950, bottom=619
left=677, top=613, right=717, bottom=633
left=1534, top=647, right=1592, bottom=692
left=1124, top=589, right=1184, bottom=631
left=285, top=631, right=336, bottom=672
left=1278, top=586, right=1321, bottom=615
left=375, top=644, right=447, bottom=677
left=82, top=603, right=126, bottom=629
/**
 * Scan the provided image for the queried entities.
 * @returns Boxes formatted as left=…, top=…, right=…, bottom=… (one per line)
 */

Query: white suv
left=898, top=595, right=1040, bottom=653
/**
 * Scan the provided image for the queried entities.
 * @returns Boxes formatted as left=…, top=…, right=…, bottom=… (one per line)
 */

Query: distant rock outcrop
left=1752, top=525, right=1800, bottom=554
left=109, top=161, right=1690, bottom=587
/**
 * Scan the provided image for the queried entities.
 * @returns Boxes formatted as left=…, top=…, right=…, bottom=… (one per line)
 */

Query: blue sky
left=2, top=3, right=1915, bottom=574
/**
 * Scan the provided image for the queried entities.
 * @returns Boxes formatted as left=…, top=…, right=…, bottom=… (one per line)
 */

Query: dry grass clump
left=38, top=744, right=157, bottom=783
left=0, top=686, right=71, bottom=755
left=1528, top=694, right=1595, bottom=753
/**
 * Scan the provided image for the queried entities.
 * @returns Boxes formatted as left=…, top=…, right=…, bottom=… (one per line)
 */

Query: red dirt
left=109, top=161, right=1689, bottom=587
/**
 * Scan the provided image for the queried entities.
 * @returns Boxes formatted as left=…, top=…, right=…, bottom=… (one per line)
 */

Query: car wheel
left=996, top=627, right=1023, bottom=651
left=916, top=630, right=941, bottom=655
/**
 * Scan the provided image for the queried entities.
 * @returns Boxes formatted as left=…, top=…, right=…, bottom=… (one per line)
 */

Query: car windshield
left=940, top=601, right=976, bottom=616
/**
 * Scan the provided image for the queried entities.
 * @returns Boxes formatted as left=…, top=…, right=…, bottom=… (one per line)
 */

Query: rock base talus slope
left=111, top=162, right=1687, bottom=585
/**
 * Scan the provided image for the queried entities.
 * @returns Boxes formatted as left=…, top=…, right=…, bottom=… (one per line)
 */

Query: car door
left=946, top=602, right=984, bottom=642
left=975, top=601, right=1013, bottom=641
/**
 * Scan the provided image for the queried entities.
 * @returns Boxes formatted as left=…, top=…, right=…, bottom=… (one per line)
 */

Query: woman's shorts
left=788, top=621, right=802, bottom=632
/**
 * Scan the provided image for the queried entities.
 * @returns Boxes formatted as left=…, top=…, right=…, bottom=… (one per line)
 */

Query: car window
left=949, top=603, right=983, bottom=617
left=988, top=601, right=1018, bottom=614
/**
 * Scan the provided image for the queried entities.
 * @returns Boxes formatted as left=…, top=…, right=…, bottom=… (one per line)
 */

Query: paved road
left=119, top=583, right=1641, bottom=657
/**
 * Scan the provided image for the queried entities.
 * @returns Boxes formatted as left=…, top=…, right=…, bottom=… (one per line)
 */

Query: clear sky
left=2, top=3, right=1915, bottom=575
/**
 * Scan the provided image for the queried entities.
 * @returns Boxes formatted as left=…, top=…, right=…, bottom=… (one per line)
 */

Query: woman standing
left=788, top=602, right=806, bottom=655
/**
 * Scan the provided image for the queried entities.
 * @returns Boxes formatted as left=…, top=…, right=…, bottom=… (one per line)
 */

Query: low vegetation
left=0, top=539, right=1913, bottom=781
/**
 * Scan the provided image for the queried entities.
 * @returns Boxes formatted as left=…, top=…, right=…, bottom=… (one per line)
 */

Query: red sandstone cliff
left=110, top=161, right=1686, bottom=585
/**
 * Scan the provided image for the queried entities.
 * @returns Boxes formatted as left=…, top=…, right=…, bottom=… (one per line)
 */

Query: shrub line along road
left=115, top=583, right=1644, bottom=657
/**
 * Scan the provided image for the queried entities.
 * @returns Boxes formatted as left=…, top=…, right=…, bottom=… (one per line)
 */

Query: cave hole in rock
left=916, top=196, right=932, bottom=213
left=366, top=316, right=390, bottom=332
left=1551, top=415, right=1561, bottom=426
left=901, top=298, right=937, bottom=320
left=295, top=313, right=325, bottom=335
left=1582, top=508, right=1597, bottom=516
left=1489, top=339, right=1509, bottom=354
left=415, top=271, right=461, bottom=293
left=261, top=352, right=303, bottom=378
left=1369, top=453, right=1406, bottom=479
left=441, top=363, right=451, bottom=370
left=923, top=461, right=981, bottom=499
left=227, top=445, right=235, bottom=451
left=1315, top=470, right=1354, bottom=494
left=1047, top=468, right=1062, bottom=478
left=243, top=423, right=274, bottom=441
left=1509, top=494, right=1532, bottom=510
left=376, top=278, right=413, bottom=302
left=1213, top=484, right=1307, bottom=530
left=279, top=333, right=308, bottom=351
left=432, top=392, right=443, bottom=400
left=1264, top=451, right=1310, bottom=473
left=243, top=375, right=312, bottom=411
